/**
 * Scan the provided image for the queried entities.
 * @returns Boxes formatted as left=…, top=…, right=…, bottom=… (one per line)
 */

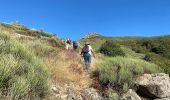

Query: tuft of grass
left=0, top=32, right=49, bottom=99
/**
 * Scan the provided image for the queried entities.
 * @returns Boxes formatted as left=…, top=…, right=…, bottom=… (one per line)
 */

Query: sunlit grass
left=0, top=32, right=49, bottom=99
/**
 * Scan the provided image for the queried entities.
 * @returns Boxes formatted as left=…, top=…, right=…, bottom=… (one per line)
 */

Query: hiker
left=65, top=38, right=72, bottom=50
left=80, top=42, right=94, bottom=70
left=73, top=41, right=78, bottom=50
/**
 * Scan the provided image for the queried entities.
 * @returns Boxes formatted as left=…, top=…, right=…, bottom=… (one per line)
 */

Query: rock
left=122, top=89, right=141, bottom=100
left=67, top=94, right=76, bottom=100
left=135, top=73, right=170, bottom=99
left=154, top=98, right=170, bottom=100
left=81, top=88, right=102, bottom=100
left=60, top=94, right=68, bottom=100
left=51, top=85, right=60, bottom=94
left=51, top=83, right=102, bottom=100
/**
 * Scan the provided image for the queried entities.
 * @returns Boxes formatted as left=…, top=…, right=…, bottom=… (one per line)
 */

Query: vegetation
left=0, top=23, right=53, bottom=38
left=0, top=22, right=170, bottom=99
left=0, top=32, right=49, bottom=99
left=0, top=22, right=86, bottom=99
left=94, top=57, right=161, bottom=96
left=132, top=38, right=170, bottom=59
left=144, top=53, right=170, bottom=74
left=99, top=40, right=125, bottom=57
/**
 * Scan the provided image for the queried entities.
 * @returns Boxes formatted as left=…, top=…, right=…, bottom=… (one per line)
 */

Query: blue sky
left=0, top=0, right=170, bottom=40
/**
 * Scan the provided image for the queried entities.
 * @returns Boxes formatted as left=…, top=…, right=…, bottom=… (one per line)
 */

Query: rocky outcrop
left=51, top=73, right=170, bottom=100
left=122, top=89, right=141, bottom=100
left=135, top=73, right=170, bottom=100
left=51, top=83, right=102, bottom=100
left=81, top=32, right=101, bottom=39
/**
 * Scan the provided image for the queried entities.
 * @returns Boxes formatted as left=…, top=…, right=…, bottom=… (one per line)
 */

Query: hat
left=85, top=42, right=90, bottom=45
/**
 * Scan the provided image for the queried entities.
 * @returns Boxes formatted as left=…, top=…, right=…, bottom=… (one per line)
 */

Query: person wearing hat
left=80, top=42, right=94, bottom=70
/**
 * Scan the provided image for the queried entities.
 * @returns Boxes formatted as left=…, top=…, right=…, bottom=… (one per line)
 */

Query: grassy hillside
left=1, top=22, right=169, bottom=99
left=79, top=33, right=169, bottom=99
left=0, top=22, right=91, bottom=99
left=79, top=33, right=170, bottom=74
left=0, top=32, right=49, bottom=99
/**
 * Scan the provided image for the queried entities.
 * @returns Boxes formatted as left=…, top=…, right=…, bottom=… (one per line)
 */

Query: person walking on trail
left=80, top=42, right=94, bottom=70
left=73, top=41, right=78, bottom=50
left=65, top=38, right=72, bottom=50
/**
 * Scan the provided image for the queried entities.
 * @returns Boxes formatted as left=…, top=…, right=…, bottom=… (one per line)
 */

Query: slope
left=0, top=22, right=92, bottom=99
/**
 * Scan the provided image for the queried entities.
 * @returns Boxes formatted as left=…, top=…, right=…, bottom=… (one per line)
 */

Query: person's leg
left=85, top=54, right=91, bottom=70
left=83, top=54, right=88, bottom=70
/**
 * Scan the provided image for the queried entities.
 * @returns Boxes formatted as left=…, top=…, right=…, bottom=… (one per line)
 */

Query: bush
left=99, top=41, right=125, bottom=57
left=95, top=57, right=161, bottom=93
left=0, top=32, right=49, bottom=99
left=144, top=53, right=170, bottom=75
left=136, top=39, right=170, bottom=59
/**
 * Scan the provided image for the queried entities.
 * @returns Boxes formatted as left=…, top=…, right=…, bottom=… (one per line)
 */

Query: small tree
left=99, top=41, right=125, bottom=57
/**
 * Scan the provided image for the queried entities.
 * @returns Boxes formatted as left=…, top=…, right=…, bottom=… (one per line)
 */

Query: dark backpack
left=73, top=41, right=78, bottom=49
left=73, top=42, right=78, bottom=47
left=82, top=45, right=89, bottom=53
left=66, top=39, right=71, bottom=44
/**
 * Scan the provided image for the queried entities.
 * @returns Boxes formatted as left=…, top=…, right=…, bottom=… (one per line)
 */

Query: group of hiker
left=65, top=38, right=78, bottom=50
left=65, top=38, right=94, bottom=70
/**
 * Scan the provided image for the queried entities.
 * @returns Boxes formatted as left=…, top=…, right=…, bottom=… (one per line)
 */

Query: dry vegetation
left=46, top=50, right=92, bottom=88
left=0, top=23, right=93, bottom=99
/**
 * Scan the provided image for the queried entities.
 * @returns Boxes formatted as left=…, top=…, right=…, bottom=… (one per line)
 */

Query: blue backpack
left=73, top=41, right=78, bottom=49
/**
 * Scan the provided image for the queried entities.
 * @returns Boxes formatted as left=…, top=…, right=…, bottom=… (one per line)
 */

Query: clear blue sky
left=0, top=0, right=170, bottom=40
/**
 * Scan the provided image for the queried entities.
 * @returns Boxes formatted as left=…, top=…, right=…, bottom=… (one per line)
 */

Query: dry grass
left=45, top=49, right=92, bottom=90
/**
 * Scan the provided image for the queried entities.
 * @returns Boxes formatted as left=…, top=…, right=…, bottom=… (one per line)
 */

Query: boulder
left=135, top=73, right=170, bottom=99
left=122, top=89, right=141, bottom=100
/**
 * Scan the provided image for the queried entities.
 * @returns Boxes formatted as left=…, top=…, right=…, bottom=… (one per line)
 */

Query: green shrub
left=99, top=41, right=125, bottom=57
left=136, top=39, right=170, bottom=59
left=131, top=45, right=148, bottom=53
left=95, top=57, right=161, bottom=93
left=0, top=32, right=49, bottom=99
left=144, top=53, right=170, bottom=75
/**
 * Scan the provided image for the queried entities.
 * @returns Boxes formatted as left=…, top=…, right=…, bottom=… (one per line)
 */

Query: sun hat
left=85, top=42, right=90, bottom=45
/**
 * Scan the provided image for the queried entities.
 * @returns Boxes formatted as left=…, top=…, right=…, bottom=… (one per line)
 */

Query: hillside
left=79, top=33, right=170, bottom=73
left=0, top=22, right=92, bottom=99
left=1, top=23, right=170, bottom=100
left=79, top=32, right=170, bottom=99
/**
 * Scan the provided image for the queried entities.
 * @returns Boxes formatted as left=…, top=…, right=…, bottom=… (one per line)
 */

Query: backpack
left=82, top=45, right=89, bottom=53
left=66, top=39, right=71, bottom=44
left=73, top=41, right=78, bottom=47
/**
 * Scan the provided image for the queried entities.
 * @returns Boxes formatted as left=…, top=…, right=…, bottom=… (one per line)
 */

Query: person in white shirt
left=65, top=38, right=72, bottom=50
left=80, top=42, right=94, bottom=70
